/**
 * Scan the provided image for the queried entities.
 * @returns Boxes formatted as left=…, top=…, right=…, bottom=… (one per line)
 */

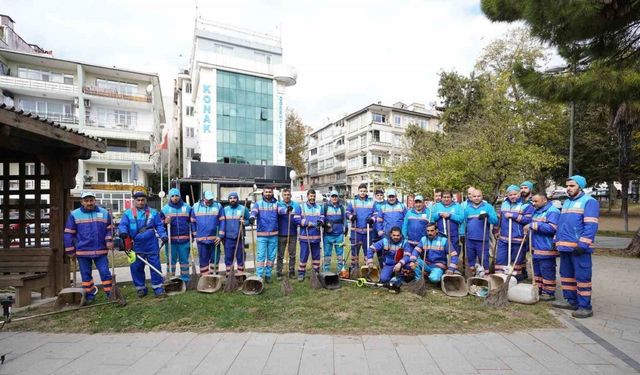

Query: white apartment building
left=305, top=102, right=441, bottom=196
left=177, top=19, right=296, bottom=178
left=0, top=48, right=165, bottom=213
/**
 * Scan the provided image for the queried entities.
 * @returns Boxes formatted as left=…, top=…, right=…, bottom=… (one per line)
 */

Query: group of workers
left=62, top=174, right=598, bottom=318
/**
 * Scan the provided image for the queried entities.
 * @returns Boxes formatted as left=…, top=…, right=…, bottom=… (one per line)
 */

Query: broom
left=224, top=217, right=244, bottom=293
left=350, top=223, right=366, bottom=279
left=308, top=226, right=322, bottom=290
left=186, top=195, right=199, bottom=290
left=409, top=242, right=428, bottom=297
left=485, top=232, right=529, bottom=307
left=281, top=210, right=294, bottom=296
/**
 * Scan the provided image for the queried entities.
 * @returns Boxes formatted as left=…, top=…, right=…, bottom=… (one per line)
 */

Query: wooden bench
left=0, top=248, right=55, bottom=307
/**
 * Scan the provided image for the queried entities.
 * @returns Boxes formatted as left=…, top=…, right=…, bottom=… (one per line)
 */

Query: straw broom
left=485, top=232, right=529, bottom=307
left=281, top=209, right=294, bottom=296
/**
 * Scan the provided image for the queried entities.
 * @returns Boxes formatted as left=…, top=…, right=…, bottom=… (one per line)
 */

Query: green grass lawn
left=597, top=230, right=636, bottom=238
left=6, top=278, right=560, bottom=334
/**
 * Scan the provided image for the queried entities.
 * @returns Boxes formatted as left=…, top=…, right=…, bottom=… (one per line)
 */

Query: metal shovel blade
left=441, top=274, right=468, bottom=297
left=196, top=274, right=223, bottom=293
left=164, top=277, right=187, bottom=295
left=319, top=272, right=341, bottom=290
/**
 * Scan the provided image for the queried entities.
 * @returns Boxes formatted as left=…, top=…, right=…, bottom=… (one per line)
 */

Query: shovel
left=165, top=225, right=186, bottom=295
left=242, top=217, right=264, bottom=295
left=185, top=195, right=200, bottom=290
left=318, top=228, right=341, bottom=290
left=55, top=258, right=86, bottom=310
left=441, top=219, right=467, bottom=297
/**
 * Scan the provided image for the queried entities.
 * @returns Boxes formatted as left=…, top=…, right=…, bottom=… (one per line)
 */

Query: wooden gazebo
left=0, top=104, right=106, bottom=306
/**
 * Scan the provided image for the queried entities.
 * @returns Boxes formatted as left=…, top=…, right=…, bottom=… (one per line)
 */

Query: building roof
left=0, top=104, right=106, bottom=152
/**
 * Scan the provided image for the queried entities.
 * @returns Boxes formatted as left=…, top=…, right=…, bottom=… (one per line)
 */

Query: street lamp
left=289, top=170, right=297, bottom=192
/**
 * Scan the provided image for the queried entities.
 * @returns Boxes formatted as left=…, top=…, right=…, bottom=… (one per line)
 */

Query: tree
left=285, top=108, right=307, bottom=175
left=395, top=28, right=563, bottom=202
left=482, top=0, right=640, bottom=235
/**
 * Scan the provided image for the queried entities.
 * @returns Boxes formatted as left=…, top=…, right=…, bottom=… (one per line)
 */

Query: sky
left=4, top=0, right=517, bottom=128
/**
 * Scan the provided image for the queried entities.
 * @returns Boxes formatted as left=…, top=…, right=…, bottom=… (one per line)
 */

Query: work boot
left=265, top=276, right=272, bottom=284
left=289, top=270, right=296, bottom=279
left=298, top=274, right=305, bottom=282
left=552, top=300, right=578, bottom=310
left=276, top=272, right=283, bottom=281
left=137, top=290, right=147, bottom=298
left=155, top=291, right=168, bottom=299
left=572, top=308, right=593, bottom=319
left=540, top=294, right=556, bottom=302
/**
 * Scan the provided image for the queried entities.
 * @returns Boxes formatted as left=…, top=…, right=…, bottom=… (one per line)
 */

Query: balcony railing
left=17, top=110, right=78, bottom=124
left=90, top=151, right=151, bottom=163
left=83, top=86, right=151, bottom=103
left=83, top=182, right=136, bottom=191
left=0, top=75, right=77, bottom=94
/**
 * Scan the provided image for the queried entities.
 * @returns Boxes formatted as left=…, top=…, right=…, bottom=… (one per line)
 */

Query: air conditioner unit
left=84, top=99, right=91, bottom=108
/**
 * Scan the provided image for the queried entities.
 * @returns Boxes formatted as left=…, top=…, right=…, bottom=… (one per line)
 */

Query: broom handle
left=528, top=228, right=534, bottom=281
left=252, top=215, right=258, bottom=275
left=132, top=252, right=164, bottom=278
left=446, top=218, right=452, bottom=266
left=507, top=218, right=512, bottom=268
left=507, top=232, right=528, bottom=278
left=186, top=195, right=197, bottom=274
left=285, top=209, right=292, bottom=268
left=481, top=217, right=487, bottom=267
left=72, top=257, right=77, bottom=287
left=167, top=219, right=172, bottom=277
left=231, top=201, right=247, bottom=272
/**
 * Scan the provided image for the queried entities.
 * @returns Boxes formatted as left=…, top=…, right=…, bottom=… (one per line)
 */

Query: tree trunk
left=626, top=226, right=640, bottom=257
left=613, top=102, right=637, bottom=232
left=608, top=180, right=615, bottom=212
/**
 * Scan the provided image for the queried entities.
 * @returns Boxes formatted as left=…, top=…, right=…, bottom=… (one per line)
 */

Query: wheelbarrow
left=54, top=258, right=86, bottom=310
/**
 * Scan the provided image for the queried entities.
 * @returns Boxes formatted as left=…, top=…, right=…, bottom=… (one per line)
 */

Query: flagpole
left=167, top=127, right=171, bottom=196
left=160, top=150, right=163, bottom=204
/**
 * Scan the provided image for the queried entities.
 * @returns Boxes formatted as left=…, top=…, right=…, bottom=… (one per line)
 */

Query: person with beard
left=520, top=181, right=534, bottom=204
left=64, top=192, right=115, bottom=303
left=431, top=190, right=464, bottom=267
left=412, top=222, right=458, bottom=283
left=249, top=186, right=279, bottom=283
left=119, top=192, right=168, bottom=298
left=191, top=191, right=225, bottom=276
left=161, top=188, right=192, bottom=282
left=293, top=189, right=324, bottom=282
left=276, top=188, right=300, bottom=279
left=367, top=227, right=414, bottom=285
left=220, top=192, right=250, bottom=275
left=553, top=175, right=599, bottom=318
left=346, top=184, right=375, bottom=273
left=375, top=189, right=407, bottom=239
left=402, top=195, right=430, bottom=248
left=462, top=189, right=498, bottom=274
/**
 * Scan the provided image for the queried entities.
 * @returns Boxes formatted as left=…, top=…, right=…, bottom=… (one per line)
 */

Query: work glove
left=393, top=263, right=402, bottom=273
left=440, top=212, right=450, bottom=218
left=504, top=212, right=514, bottom=219
left=366, top=217, right=375, bottom=225
left=249, top=217, right=256, bottom=225
left=378, top=230, right=384, bottom=238
left=161, top=237, right=168, bottom=244
left=478, top=212, right=488, bottom=220
left=324, top=222, right=333, bottom=232
left=350, top=214, right=357, bottom=223
left=366, top=260, right=374, bottom=270
left=286, top=205, right=293, bottom=213
left=119, top=232, right=129, bottom=240
left=126, top=250, right=137, bottom=264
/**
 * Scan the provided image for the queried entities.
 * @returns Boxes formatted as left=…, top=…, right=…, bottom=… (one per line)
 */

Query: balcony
left=91, top=151, right=151, bottom=163
left=0, top=75, right=77, bottom=96
left=333, top=144, right=346, bottom=155
left=83, top=86, right=151, bottom=103
left=17, top=110, right=78, bottom=125
left=83, top=182, right=136, bottom=191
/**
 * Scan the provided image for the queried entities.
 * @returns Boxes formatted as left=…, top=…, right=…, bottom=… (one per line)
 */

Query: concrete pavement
left=1, top=256, right=639, bottom=374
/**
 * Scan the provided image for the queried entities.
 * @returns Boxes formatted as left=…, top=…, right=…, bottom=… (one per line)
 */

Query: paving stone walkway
left=1, top=256, right=638, bottom=375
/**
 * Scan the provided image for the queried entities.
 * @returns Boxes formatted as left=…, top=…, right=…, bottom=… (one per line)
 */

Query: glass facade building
left=216, top=70, right=273, bottom=165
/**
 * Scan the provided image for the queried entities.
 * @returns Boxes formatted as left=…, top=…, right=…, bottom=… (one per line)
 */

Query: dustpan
left=441, top=274, right=468, bottom=297
left=360, top=265, right=380, bottom=282
left=197, top=274, right=223, bottom=293
left=164, top=225, right=186, bottom=296
left=241, top=275, right=264, bottom=295
left=55, top=258, right=86, bottom=310
left=488, top=273, right=517, bottom=292
left=507, top=235, right=539, bottom=304
left=319, top=271, right=341, bottom=289
left=467, top=276, right=490, bottom=298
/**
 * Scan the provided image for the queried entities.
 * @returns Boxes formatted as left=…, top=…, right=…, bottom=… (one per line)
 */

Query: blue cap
left=204, top=191, right=215, bottom=200
left=330, top=190, right=338, bottom=196
left=80, top=191, right=95, bottom=199
left=228, top=192, right=239, bottom=199
left=506, top=185, right=519, bottom=193
left=568, top=175, right=587, bottom=189
left=133, top=191, right=147, bottom=199
left=387, top=189, right=397, bottom=197
left=414, top=195, right=424, bottom=202
left=169, top=188, right=180, bottom=197
left=520, top=181, right=534, bottom=191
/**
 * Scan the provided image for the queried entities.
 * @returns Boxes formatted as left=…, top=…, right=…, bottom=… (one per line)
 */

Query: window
left=186, top=127, right=195, bottom=138
left=95, top=108, right=137, bottom=128
left=186, top=148, right=194, bottom=158
left=255, top=52, right=272, bottom=64
left=372, top=113, right=386, bottom=123
left=215, top=44, right=234, bottom=56
left=186, top=106, right=194, bottom=116
left=394, top=115, right=401, bottom=125
left=360, top=135, right=366, bottom=148
left=97, top=168, right=106, bottom=183
left=310, top=148, right=317, bottom=156
left=348, top=157, right=359, bottom=169
left=96, top=79, right=137, bottom=95
left=185, top=82, right=192, bottom=93
left=18, top=67, right=73, bottom=84
left=420, top=119, right=427, bottom=129
left=372, top=130, right=380, bottom=143
left=362, top=156, right=367, bottom=167
left=19, top=99, right=74, bottom=122
left=375, top=155, right=384, bottom=165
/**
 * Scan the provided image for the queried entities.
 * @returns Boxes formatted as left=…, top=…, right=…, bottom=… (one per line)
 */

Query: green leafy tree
left=482, top=0, right=640, bottom=234
left=285, top=108, right=307, bottom=175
